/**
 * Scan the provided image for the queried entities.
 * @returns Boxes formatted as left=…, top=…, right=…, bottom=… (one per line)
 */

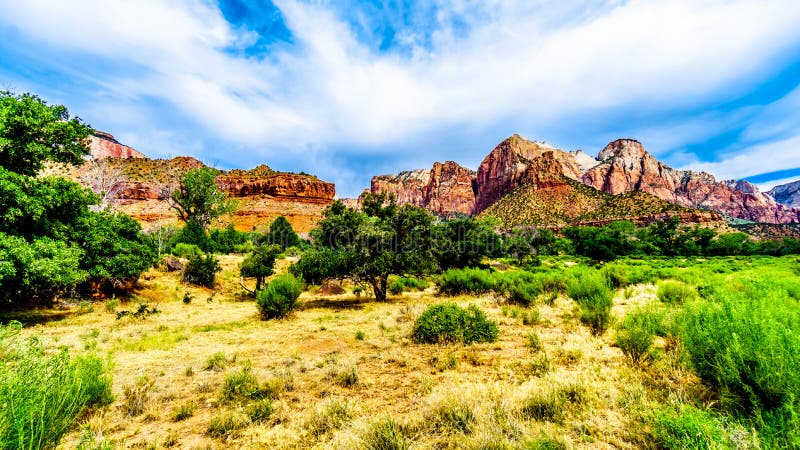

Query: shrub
left=567, top=271, right=614, bottom=335
left=245, top=398, right=274, bottom=423
left=122, top=376, right=154, bottom=417
left=387, top=276, right=428, bottom=295
left=436, top=268, right=496, bottom=296
left=656, top=280, right=696, bottom=304
left=172, top=402, right=195, bottom=421
left=204, top=352, right=232, bottom=371
left=0, top=322, right=114, bottom=450
left=615, top=305, right=666, bottom=364
left=208, top=225, right=248, bottom=254
left=519, top=383, right=586, bottom=424
left=359, top=417, right=410, bottom=450
left=524, top=434, right=568, bottom=450
left=306, top=399, right=352, bottom=438
left=677, top=293, right=800, bottom=415
left=182, top=253, right=221, bottom=287
left=651, top=405, right=726, bottom=450
left=172, top=243, right=202, bottom=259
left=207, top=411, right=251, bottom=439
left=412, top=303, right=499, bottom=345
left=256, top=273, right=303, bottom=319
left=220, top=365, right=266, bottom=402
left=526, top=331, right=542, bottom=352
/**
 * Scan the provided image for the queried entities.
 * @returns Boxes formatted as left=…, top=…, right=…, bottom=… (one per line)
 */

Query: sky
left=1, top=0, right=800, bottom=197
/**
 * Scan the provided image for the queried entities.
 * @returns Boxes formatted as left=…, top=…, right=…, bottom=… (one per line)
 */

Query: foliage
left=240, top=243, right=281, bottom=291
left=359, top=417, right=410, bottom=450
left=267, top=216, right=300, bottom=250
left=387, top=276, right=428, bottom=295
left=503, top=227, right=556, bottom=262
left=651, top=405, right=728, bottom=450
left=566, top=271, right=614, bottom=335
left=436, top=267, right=497, bottom=296
left=656, top=280, right=696, bottom=304
left=0, top=321, right=113, bottom=450
left=615, top=305, right=665, bottom=364
left=563, top=221, right=640, bottom=261
left=0, top=91, right=91, bottom=176
left=209, top=224, right=249, bottom=254
left=182, top=253, right=221, bottom=287
left=172, top=243, right=203, bottom=259
left=433, top=216, right=503, bottom=269
left=168, top=167, right=236, bottom=230
left=412, top=303, right=499, bottom=344
left=256, top=273, right=303, bottom=319
left=169, top=219, right=211, bottom=252
left=300, top=194, right=436, bottom=301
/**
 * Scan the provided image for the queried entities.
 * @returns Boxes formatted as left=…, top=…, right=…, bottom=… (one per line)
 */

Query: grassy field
left=3, top=254, right=799, bottom=449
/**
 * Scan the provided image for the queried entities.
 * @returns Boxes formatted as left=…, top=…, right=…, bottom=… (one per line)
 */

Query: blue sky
left=2, top=0, right=800, bottom=197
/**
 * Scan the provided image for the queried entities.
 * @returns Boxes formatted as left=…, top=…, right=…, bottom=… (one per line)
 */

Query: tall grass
left=0, top=321, right=113, bottom=450
left=566, top=271, right=614, bottom=335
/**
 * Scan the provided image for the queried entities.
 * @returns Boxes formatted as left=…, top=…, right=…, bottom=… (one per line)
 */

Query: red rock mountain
left=369, top=135, right=800, bottom=224
left=89, top=132, right=146, bottom=159
left=370, top=161, right=476, bottom=215
left=55, top=133, right=335, bottom=233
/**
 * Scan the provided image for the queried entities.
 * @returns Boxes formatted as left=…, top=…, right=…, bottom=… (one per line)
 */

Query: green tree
left=268, top=216, right=300, bottom=250
left=433, top=216, right=503, bottom=269
left=0, top=91, right=92, bottom=176
left=168, top=167, right=236, bottom=230
left=240, top=243, right=281, bottom=291
left=298, top=194, right=435, bottom=301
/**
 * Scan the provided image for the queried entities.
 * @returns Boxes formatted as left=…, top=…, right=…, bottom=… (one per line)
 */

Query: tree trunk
left=372, top=276, right=388, bottom=302
left=256, top=276, right=263, bottom=292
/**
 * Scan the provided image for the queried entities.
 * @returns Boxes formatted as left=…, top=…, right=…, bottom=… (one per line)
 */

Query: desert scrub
left=566, top=271, right=614, bottom=335
left=676, top=290, right=800, bottom=446
left=412, top=303, right=499, bottom=344
left=615, top=305, right=666, bottom=364
left=306, top=399, right=353, bottom=438
left=656, top=280, right=697, bottom=304
left=0, top=322, right=114, bottom=450
left=207, top=411, right=251, bottom=439
left=359, top=416, right=410, bottom=450
left=437, top=268, right=497, bottom=295
left=257, top=273, right=303, bottom=319
left=388, top=276, right=428, bottom=295
left=220, top=364, right=272, bottom=402
left=182, top=253, right=221, bottom=287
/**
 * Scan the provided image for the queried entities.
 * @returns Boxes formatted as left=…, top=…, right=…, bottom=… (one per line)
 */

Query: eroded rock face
left=64, top=132, right=336, bottom=233
left=769, top=180, right=800, bottom=209
left=473, top=135, right=584, bottom=214
left=584, top=139, right=800, bottom=223
left=89, top=132, right=146, bottom=159
left=370, top=162, right=476, bottom=215
left=367, top=134, right=799, bottom=224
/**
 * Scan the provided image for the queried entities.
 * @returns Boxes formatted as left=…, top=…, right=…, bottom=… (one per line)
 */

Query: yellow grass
left=4, top=255, right=696, bottom=449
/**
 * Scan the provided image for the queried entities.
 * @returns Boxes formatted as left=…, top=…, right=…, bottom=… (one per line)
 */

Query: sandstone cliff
left=370, top=161, right=476, bottom=215
left=366, top=134, right=799, bottom=225
left=584, top=139, right=800, bottom=223
left=56, top=133, right=335, bottom=233
left=768, top=180, right=800, bottom=209
left=89, top=132, right=146, bottom=159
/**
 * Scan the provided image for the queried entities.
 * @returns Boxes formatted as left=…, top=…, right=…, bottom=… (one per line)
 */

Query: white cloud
left=683, top=134, right=800, bottom=181
left=2, top=0, right=800, bottom=194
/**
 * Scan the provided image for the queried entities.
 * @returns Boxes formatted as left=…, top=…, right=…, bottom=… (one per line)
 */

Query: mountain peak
left=597, top=139, right=646, bottom=161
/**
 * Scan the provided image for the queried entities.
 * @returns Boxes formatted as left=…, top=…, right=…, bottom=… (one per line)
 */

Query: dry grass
left=3, top=254, right=687, bottom=449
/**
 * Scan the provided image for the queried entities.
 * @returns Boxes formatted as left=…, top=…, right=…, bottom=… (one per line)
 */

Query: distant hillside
left=479, top=151, right=720, bottom=228
left=769, top=179, right=800, bottom=209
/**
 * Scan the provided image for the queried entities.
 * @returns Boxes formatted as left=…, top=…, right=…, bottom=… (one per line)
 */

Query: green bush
left=412, top=303, right=498, bottom=344
left=567, top=271, right=614, bottom=335
left=0, top=322, right=113, bottom=450
left=172, top=243, right=202, bottom=259
left=657, top=280, right=696, bottom=304
left=359, top=417, right=410, bottom=450
left=436, top=268, right=496, bottom=296
left=387, top=276, right=428, bottom=295
left=256, top=273, right=303, bottom=319
left=615, top=305, right=665, bottom=364
left=651, top=405, right=726, bottom=450
left=207, top=411, right=251, bottom=439
left=209, top=225, right=249, bottom=254
left=182, top=253, right=221, bottom=287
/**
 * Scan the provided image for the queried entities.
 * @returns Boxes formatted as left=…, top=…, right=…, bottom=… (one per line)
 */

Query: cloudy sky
left=2, top=0, right=800, bottom=197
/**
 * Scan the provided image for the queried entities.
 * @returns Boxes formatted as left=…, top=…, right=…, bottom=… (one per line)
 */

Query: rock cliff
left=57, top=133, right=335, bottom=233
left=366, top=134, right=799, bottom=225
left=768, top=180, right=800, bottom=209
left=370, top=161, right=476, bottom=215
left=89, top=132, right=146, bottom=159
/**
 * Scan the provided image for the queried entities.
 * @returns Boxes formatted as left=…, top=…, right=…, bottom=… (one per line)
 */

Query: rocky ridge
left=56, top=134, right=335, bottom=233
left=768, top=179, right=800, bottom=209
left=369, top=135, right=800, bottom=225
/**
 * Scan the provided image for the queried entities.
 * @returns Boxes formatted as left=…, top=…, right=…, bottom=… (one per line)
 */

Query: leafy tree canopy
left=0, top=91, right=92, bottom=176
left=168, top=167, right=237, bottom=230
